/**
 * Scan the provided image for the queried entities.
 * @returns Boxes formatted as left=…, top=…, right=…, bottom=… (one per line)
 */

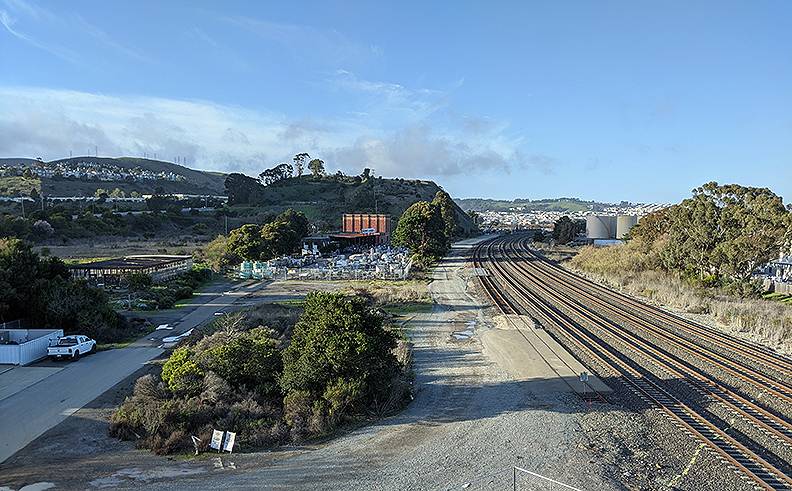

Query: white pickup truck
left=47, top=335, right=96, bottom=361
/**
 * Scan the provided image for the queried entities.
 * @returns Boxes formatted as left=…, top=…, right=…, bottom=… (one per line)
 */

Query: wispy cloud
left=0, top=7, right=79, bottom=63
left=0, top=86, right=546, bottom=179
left=73, top=14, right=151, bottom=64
left=222, top=16, right=382, bottom=65
left=1, top=0, right=150, bottom=65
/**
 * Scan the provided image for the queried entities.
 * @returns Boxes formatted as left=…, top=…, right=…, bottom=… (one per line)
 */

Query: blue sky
left=1, top=0, right=790, bottom=203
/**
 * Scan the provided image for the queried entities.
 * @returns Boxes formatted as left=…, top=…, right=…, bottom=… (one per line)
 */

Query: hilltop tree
left=308, top=159, right=325, bottom=177
left=225, top=173, right=265, bottom=205
left=259, top=163, right=293, bottom=186
left=293, top=153, right=310, bottom=177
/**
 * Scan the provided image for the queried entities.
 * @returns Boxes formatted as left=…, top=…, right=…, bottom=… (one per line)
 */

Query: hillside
left=0, top=156, right=226, bottom=196
left=226, top=173, right=476, bottom=233
left=457, top=197, right=610, bottom=213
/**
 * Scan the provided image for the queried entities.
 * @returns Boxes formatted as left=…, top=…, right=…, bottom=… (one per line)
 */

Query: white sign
left=210, top=430, right=224, bottom=451
left=222, top=431, right=236, bottom=453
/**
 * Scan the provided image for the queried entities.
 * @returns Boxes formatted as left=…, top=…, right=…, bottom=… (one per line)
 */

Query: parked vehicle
left=47, top=335, right=96, bottom=361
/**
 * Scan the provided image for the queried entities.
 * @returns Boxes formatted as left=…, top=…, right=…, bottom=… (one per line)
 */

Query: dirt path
left=2, top=237, right=636, bottom=490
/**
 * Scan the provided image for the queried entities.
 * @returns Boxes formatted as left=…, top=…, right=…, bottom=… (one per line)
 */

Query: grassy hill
left=0, top=156, right=226, bottom=196
left=228, top=173, right=476, bottom=233
left=457, top=197, right=610, bottom=213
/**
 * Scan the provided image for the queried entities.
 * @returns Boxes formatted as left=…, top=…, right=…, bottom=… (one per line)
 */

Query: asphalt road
left=0, top=279, right=268, bottom=464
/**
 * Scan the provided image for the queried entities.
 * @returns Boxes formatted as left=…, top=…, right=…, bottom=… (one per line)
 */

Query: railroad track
left=472, top=234, right=792, bottom=490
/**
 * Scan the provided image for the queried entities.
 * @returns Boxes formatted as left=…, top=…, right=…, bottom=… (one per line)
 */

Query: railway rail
left=472, top=234, right=792, bottom=490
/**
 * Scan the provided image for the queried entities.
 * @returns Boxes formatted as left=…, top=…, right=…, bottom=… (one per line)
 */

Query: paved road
left=0, top=280, right=268, bottom=464
left=0, top=347, right=162, bottom=463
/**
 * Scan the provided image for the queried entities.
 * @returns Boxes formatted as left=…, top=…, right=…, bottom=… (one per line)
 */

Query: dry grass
left=343, top=279, right=431, bottom=307
left=568, top=245, right=792, bottom=353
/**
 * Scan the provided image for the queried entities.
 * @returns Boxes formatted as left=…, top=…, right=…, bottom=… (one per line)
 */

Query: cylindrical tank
left=616, top=215, right=638, bottom=239
left=586, top=215, right=616, bottom=239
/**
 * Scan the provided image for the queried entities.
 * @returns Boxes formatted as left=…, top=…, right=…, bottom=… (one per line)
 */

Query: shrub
left=161, top=348, right=205, bottom=396
left=280, top=292, right=407, bottom=432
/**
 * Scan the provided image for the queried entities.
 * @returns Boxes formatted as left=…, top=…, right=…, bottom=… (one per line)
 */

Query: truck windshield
left=57, top=338, right=78, bottom=346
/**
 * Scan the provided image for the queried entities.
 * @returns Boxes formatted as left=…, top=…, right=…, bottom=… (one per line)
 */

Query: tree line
left=0, top=238, right=124, bottom=341
left=200, top=209, right=310, bottom=270
left=630, top=182, right=792, bottom=290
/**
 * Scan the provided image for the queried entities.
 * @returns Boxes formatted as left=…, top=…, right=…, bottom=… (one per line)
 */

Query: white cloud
left=0, top=86, right=554, bottom=179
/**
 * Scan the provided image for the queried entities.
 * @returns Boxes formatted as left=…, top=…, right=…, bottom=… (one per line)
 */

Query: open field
left=566, top=247, right=792, bottom=353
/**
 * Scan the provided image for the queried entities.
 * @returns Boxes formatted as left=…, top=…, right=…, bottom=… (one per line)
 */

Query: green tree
left=308, top=159, right=325, bottom=177
left=226, top=224, right=267, bottom=261
left=293, top=153, right=310, bottom=177
left=432, top=190, right=457, bottom=244
left=201, top=327, right=282, bottom=395
left=393, top=201, right=448, bottom=263
left=109, top=188, right=126, bottom=198
left=225, top=173, right=265, bottom=205
left=201, top=234, right=241, bottom=270
left=552, top=216, right=584, bottom=244
left=277, top=209, right=309, bottom=241
left=0, top=238, right=69, bottom=322
left=124, top=272, right=153, bottom=292
left=280, top=292, right=399, bottom=416
left=662, top=182, right=790, bottom=282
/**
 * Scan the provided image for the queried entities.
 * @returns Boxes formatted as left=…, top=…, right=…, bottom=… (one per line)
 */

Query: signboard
left=222, top=431, right=236, bottom=453
left=210, top=430, right=224, bottom=451
left=210, top=429, right=236, bottom=453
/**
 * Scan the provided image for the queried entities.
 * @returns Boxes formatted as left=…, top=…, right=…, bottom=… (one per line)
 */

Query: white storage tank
left=586, top=215, right=616, bottom=239
left=616, top=215, right=638, bottom=239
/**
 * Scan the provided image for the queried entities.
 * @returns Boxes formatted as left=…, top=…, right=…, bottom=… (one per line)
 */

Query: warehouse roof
left=69, top=255, right=192, bottom=270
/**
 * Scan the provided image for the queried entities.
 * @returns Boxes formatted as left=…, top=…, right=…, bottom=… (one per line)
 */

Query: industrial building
left=586, top=215, right=638, bottom=240
left=69, top=255, right=193, bottom=284
left=329, top=213, right=392, bottom=247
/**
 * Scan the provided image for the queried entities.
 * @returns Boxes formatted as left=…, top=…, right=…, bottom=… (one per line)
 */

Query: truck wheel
left=72, top=350, right=80, bottom=361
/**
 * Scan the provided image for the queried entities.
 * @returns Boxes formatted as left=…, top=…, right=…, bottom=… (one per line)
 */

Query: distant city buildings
left=478, top=203, right=670, bottom=229
left=0, top=161, right=186, bottom=183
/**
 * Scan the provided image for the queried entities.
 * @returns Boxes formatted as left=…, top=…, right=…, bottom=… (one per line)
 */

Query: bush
left=112, top=290, right=413, bottom=455
left=280, top=292, right=408, bottom=432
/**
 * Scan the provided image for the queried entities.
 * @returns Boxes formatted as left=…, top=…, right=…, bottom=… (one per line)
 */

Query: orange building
left=331, top=213, right=392, bottom=246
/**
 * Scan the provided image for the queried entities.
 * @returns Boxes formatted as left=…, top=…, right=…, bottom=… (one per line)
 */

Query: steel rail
left=476, top=235, right=792, bottom=490
left=525, top=238, right=792, bottom=376
left=500, top=237, right=792, bottom=450
left=508, top=236, right=792, bottom=406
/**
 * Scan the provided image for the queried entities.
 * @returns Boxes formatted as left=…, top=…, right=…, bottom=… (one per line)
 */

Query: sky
left=1, top=0, right=790, bottom=203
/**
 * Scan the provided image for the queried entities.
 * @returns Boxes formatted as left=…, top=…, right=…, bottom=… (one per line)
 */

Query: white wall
left=0, top=329, right=63, bottom=365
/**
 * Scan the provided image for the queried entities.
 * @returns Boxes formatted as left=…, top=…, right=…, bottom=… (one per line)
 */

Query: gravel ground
left=1, top=236, right=755, bottom=491
left=509, top=249, right=792, bottom=477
